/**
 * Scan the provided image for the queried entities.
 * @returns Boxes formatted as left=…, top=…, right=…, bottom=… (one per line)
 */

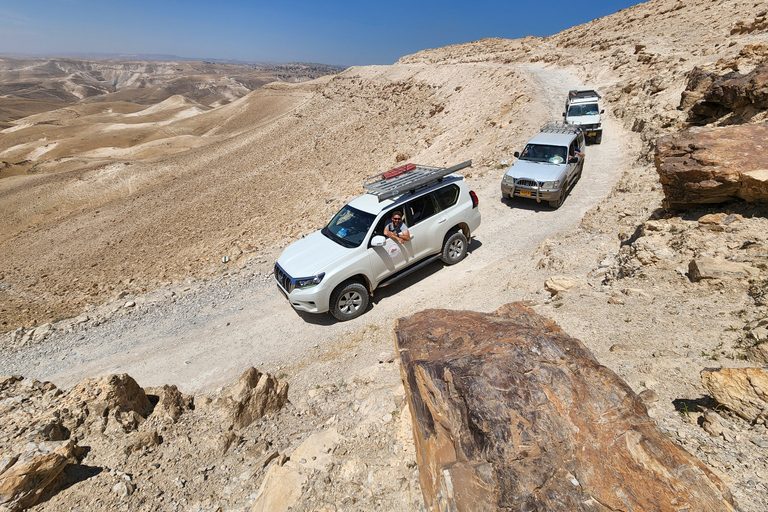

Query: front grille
left=274, top=263, right=294, bottom=293
left=515, top=179, right=539, bottom=188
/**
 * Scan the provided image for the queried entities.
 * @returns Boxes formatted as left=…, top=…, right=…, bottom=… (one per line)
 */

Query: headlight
left=541, top=180, right=560, bottom=189
left=502, top=175, right=515, bottom=185
left=295, top=273, right=325, bottom=288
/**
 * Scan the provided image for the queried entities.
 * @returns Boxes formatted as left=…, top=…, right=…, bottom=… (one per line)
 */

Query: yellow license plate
left=587, top=132, right=596, bottom=137
left=520, top=190, right=531, bottom=197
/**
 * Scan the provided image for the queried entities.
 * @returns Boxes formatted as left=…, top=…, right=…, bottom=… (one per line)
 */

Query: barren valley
left=2, top=0, right=768, bottom=510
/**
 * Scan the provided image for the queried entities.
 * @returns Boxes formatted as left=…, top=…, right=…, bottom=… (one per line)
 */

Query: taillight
left=469, top=190, right=479, bottom=208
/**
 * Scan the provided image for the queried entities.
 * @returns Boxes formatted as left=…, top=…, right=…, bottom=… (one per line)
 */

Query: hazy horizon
left=1, top=0, right=641, bottom=67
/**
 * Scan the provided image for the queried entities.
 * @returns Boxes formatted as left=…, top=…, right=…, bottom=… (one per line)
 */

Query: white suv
left=274, top=161, right=481, bottom=321
left=563, top=89, right=604, bottom=144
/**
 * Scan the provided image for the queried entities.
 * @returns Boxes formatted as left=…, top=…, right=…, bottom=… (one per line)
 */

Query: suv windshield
left=568, top=103, right=599, bottom=116
left=519, top=144, right=567, bottom=164
left=322, top=204, right=376, bottom=248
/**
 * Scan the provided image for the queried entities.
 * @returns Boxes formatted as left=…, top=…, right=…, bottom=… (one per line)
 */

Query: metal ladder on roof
left=363, top=160, right=472, bottom=202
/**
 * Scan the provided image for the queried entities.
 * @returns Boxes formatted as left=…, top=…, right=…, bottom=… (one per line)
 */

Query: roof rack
left=363, top=160, right=472, bottom=202
left=568, top=89, right=601, bottom=100
left=540, top=122, right=584, bottom=135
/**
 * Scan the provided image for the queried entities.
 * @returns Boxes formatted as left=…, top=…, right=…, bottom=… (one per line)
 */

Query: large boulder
left=701, top=367, right=768, bottom=424
left=0, top=439, right=79, bottom=512
left=395, top=303, right=737, bottom=512
left=655, top=124, right=768, bottom=209
left=683, top=61, right=768, bottom=124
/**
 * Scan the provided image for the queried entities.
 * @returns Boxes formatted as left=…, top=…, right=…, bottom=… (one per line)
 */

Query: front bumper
left=274, top=264, right=330, bottom=314
left=501, top=183, right=563, bottom=203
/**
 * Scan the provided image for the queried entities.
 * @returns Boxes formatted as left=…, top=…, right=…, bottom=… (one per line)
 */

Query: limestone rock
left=59, top=373, right=153, bottom=435
left=655, top=124, right=768, bottom=209
left=688, top=257, right=755, bottom=282
left=544, top=275, right=576, bottom=295
left=145, top=384, right=194, bottom=423
left=395, top=303, right=737, bottom=512
left=203, top=367, right=289, bottom=430
left=251, top=428, right=341, bottom=512
left=30, top=323, right=54, bottom=344
left=0, top=439, right=79, bottom=512
left=701, top=367, right=768, bottom=424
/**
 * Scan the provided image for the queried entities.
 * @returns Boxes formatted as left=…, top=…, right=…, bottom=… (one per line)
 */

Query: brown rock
left=146, top=384, right=194, bottom=423
left=395, top=303, right=737, bottom=512
left=684, top=62, right=768, bottom=123
left=203, top=367, right=289, bottom=430
left=58, top=373, right=153, bottom=435
left=701, top=367, right=768, bottom=424
left=655, top=124, right=768, bottom=209
left=0, top=439, right=78, bottom=512
left=688, top=257, right=755, bottom=282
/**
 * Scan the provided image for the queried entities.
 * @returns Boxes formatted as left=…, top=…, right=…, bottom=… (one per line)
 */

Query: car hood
left=566, top=113, right=600, bottom=125
left=505, top=160, right=563, bottom=182
left=277, top=230, right=351, bottom=276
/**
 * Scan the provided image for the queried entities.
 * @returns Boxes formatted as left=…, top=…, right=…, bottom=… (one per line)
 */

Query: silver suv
left=500, top=124, right=585, bottom=209
left=274, top=161, right=481, bottom=321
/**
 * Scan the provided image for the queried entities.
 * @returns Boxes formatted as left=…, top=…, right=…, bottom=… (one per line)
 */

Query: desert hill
left=0, top=57, right=344, bottom=131
left=2, top=0, right=768, bottom=510
left=2, top=0, right=766, bottom=331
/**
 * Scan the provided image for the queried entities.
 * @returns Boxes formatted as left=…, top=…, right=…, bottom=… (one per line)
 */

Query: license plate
left=520, top=190, right=531, bottom=197
left=587, top=132, right=596, bottom=137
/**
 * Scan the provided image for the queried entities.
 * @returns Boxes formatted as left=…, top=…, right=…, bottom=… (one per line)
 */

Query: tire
left=329, top=281, right=369, bottom=321
left=549, top=185, right=567, bottom=209
left=441, top=231, right=468, bottom=265
left=594, top=132, right=602, bottom=144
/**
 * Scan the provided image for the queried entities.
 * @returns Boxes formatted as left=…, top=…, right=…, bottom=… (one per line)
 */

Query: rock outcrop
left=395, top=303, right=738, bottom=512
left=0, top=368, right=289, bottom=512
left=655, top=124, right=768, bottom=209
left=701, top=367, right=768, bottom=424
left=683, top=60, right=768, bottom=124
left=197, top=367, right=289, bottom=430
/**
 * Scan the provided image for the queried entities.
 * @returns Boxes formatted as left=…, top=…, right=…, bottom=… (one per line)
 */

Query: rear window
left=433, top=184, right=460, bottom=210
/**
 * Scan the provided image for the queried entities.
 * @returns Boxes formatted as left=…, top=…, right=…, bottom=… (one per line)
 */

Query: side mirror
left=562, top=112, right=566, bottom=117
left=600, top=109, right=605, bottom=114
left=371, top=235, right=386, bottom=247
left=513, top=151, right=520, bottom=158
left=569, top=156, right=579, bottom=164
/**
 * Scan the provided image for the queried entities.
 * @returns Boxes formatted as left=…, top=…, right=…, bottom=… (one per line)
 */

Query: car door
left=566, top=141, right=579, bottom=183
left=367, top=209, right=415, bottom=284
left=406, top=184, right=459, bottom=260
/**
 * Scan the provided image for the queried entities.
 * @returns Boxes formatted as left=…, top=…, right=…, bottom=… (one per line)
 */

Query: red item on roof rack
left=382, top=163, right=416, bottom=179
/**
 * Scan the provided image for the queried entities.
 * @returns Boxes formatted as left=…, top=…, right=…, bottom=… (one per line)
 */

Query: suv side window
left=373, top=212, right=393, bottom=237
left=433, top=184, right=460, bottom=211
left=407, top=193, right=437, bottom=226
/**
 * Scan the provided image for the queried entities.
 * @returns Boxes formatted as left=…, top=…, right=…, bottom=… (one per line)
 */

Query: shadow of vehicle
left=370, top=238, right=483, bottom=309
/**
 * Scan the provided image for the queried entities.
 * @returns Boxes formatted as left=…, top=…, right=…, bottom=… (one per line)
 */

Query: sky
left=0, top=0, right=642, bottom=67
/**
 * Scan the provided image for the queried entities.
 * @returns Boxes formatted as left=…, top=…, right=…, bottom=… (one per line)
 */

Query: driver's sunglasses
left=392, top=217, right=401, bottom=221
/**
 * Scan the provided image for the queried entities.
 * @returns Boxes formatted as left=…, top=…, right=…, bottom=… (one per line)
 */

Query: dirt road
left=0, top=65, right=633, bottom=395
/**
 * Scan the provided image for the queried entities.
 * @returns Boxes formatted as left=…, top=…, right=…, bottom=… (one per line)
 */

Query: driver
left=384, top=211, right=410, bottom=244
